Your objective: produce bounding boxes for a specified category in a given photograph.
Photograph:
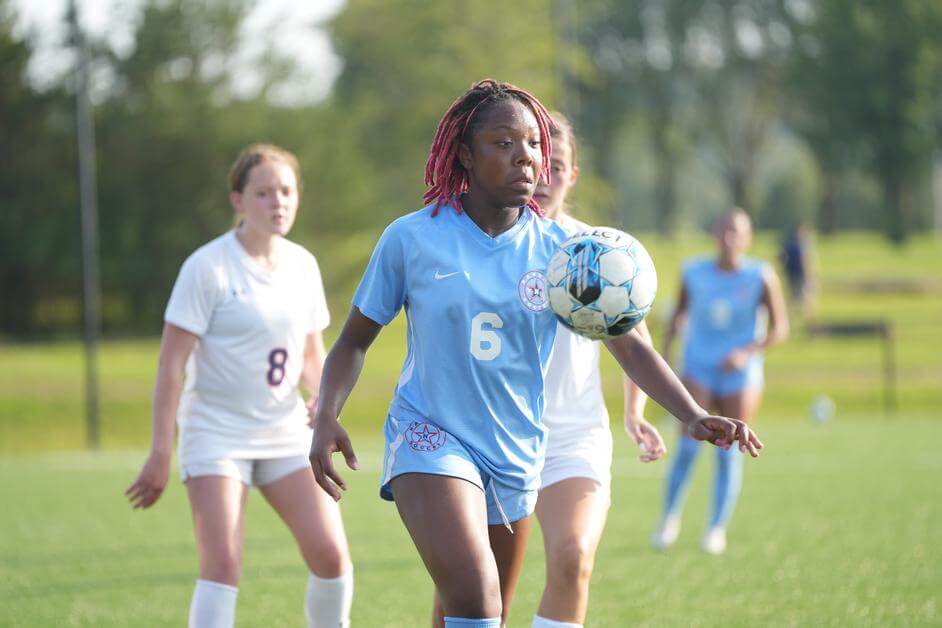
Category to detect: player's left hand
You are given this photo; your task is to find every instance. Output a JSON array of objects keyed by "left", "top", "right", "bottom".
[
  {"left": 687, "top": 415, "right": 763, "bottom": 457},
  {"left": 623, "top": 415, "right": 667, "bottom": 462}
]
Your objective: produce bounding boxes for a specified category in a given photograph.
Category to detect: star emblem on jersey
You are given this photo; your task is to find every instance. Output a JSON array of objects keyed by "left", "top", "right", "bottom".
[
  {"left": 517, "top": 270, "right": 549, "bottom": 312},
  {"left": 405, "top": 421, "right": 447, "bottom": 452}
]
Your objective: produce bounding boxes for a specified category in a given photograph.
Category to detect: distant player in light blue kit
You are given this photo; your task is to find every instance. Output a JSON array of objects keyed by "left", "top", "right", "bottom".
[
  {"left": 308, "top": 80, "right": 763, "bottom": 628},
  {"left": 653, "top": 208, "right": 788, "bottom": 555}
]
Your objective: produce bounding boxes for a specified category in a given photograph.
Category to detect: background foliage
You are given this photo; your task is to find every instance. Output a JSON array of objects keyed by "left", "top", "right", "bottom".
[{"left": 2, "top": 0, "right": 942, "bottom": 337}]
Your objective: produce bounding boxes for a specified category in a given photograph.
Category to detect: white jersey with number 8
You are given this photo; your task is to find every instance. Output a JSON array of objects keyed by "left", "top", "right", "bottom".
[{"left": 165, "top": 230, "right": 330, "bottom": 464}]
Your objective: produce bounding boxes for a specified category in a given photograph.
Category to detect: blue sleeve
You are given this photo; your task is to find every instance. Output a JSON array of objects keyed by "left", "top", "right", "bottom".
[{"left": 352, "top": 221, "right": 407, "bottom": 325}]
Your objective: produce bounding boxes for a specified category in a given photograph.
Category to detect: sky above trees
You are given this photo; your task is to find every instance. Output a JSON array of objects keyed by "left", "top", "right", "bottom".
[{"left": 9, "top": 0, "right": 345, "bottom": 104}]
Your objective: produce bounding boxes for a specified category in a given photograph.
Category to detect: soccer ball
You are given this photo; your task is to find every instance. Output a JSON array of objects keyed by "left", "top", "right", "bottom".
[
  {"left": 809, "top": 394, "right": 836, "bottom": 424},
  {"left": 546, "top": 227, "right": 657, "bottom": 340}
]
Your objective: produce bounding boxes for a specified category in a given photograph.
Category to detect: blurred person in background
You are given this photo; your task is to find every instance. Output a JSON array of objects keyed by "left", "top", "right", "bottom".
[
  {"left": 125, "top": 144, "right": 353, "bottom": 628},
  {"left": 653, "top": 208, "right": 788, "bottom": 555},
  {"left": 779, "top": 222, "right": 816, "bottom": 323}
]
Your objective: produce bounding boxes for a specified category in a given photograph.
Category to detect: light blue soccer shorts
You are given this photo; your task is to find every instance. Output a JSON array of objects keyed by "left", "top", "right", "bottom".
[
  {"left": 683, "top": 356, "right": 764, "bottom": 397},
  {"left": 379, "top": 415, "right": 537, "bottom": 527}
]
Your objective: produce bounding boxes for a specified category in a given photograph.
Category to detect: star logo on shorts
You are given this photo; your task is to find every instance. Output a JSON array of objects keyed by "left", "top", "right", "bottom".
[{"left": 405, "top": 421, "right": 447, "bottom": 452}]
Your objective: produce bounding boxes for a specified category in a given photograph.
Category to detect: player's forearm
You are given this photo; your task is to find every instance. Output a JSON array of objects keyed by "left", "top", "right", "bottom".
[
  {"left": 759, "top": 269, "right": 790, "bottom": 350},
  {"left": 301, "top": 360, "right": 323, "bottom": 398},
  {"left": 315, "top": 343, "right": 367, "bottom": 422},
  {"left": 662, "top": 316, "right": 681, "bottom": 364},
  {"left": 315, "top": 308, "right": 384, "bottom": 422},
  {"left": 744, "top": 318, "right": 789, "bottom": 353},
  {"left": 624, "top": 322, "right": 652, "bottom": 418},
  {"left": 750, "top": 333, "right": 784, "bottom": 353},
  {"left": 628, "top": 353, "right": 704, "bottom": 424},
  {"left": 607, "top": 335, "right": 705, "bottom": 425},
  {"left": 622, "top": 373, "right": 648, "bottom": 419},
  {"left": 301, "top": 331, "right": 328, "bottom": 399},
  {"left": 764, "top": 314, "right": 790, "bottom": 348},
  {"left": 150, "top": 368, "right": 183, "bottom": 456}
]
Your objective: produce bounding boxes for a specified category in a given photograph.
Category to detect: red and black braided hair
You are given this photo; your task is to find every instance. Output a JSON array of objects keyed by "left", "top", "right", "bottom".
[{"left": 423, "top": 79, "right": 555, "bottom": 217}]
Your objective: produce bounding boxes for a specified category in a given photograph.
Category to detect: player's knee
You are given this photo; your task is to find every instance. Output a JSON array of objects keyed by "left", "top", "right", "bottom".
[
  {"left": 548, "top": 537, "right": 595, "bottom": 585},
  {"left": 445, "top": 591, "right": 502, "bottom": 619},
  {"left": 438, "top": 568, "right": 501, "bottom": 618},
  {"left": 304, "top": 542, "right": 349, "bottom": 578}
]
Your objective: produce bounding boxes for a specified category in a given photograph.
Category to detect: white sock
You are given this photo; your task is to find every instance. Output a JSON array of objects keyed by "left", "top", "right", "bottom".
[
  {"left": 443, "top": 618, "right": 502, "bottom": 627},
  {"left": 532, "top": 615, "right": 583, "bottom": 628},
  {"left": 188, "top": 579, "right": 238, "bottom": 628},
  {"left": 305, "top": 569, "right": 353, "bottom": 628}
]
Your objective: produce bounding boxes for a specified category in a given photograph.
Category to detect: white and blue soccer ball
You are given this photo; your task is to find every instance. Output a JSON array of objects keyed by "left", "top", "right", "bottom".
[{"left": 546, "top": 227, "right": 657, "bottom": 340}]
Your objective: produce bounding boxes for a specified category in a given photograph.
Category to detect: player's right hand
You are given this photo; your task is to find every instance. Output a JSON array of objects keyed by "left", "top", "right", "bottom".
[
  {"left": 687, "top": 415, "right": 763, "bottom": 457},
  {"left": 721, "top": 345, "right": 755, "bottom": 371},
  {"left": 309, "top": 417, "right": 359, "bottom": 501},
  {"left": 125, "top": 451, "right": 171, "bottom": 509}
]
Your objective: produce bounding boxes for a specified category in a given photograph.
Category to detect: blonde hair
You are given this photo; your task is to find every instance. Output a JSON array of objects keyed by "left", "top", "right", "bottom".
[{"left": 228, "top": 143, "right": 302, "bottom": 194}]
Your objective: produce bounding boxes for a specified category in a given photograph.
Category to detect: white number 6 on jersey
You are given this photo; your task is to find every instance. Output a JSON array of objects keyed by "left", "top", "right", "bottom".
[{"left": 470, "top": 312, "right": 503, "bottom": 361}]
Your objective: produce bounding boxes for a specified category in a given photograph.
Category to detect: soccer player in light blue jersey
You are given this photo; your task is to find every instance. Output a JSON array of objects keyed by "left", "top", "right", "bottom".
[
  {"left": 308, "top": 80, "right": 763, "bottom": 628},
  {"left": 653, "top": 209, "right": 789, "bottom": 556}
]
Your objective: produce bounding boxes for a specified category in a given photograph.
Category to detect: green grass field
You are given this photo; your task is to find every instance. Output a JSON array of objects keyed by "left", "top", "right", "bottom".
[
  {"left": 1, "top": 232, "right": 940, "bottom": 625},
  {"left": 1, "top": 421, "right": 940, "bottom": 626}
]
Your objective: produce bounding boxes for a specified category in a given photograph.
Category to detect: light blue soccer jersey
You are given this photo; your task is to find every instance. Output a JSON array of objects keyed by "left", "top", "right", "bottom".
[
  {"left": 353, "top": 202, "right": 569, "bottom": 492},
  {"left": 682, "top": 257, "right": 768, "bottom": 371}
]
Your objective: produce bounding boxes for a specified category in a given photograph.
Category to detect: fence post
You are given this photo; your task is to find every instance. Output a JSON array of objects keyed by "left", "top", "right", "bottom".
[{"left": 70, "top": 0, "right": 102, "bottom": 449}]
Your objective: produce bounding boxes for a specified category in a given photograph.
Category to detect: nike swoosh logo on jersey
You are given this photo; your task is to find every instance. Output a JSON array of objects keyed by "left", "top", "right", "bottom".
[{"left": 434, "top": 270, "right": 461, "bottom": 280}]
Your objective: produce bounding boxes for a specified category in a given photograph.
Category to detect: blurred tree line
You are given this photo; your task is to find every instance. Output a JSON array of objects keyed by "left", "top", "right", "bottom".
[{"left": 2, "top": 0, "right": 941, "bottom": 337}]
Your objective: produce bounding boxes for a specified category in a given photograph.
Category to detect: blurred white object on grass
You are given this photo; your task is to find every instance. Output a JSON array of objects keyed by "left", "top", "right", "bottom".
[{"left": 809, "top": 394, "right": 836, "bottom": 424}]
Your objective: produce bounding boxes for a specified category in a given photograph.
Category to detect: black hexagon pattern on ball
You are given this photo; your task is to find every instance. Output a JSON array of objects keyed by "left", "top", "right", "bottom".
[{"left": 566, "top": 241, "right": 604, "bottom": 306}]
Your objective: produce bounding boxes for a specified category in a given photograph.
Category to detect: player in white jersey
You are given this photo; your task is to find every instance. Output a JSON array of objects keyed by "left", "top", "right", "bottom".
[
  {"left": 530, "top": 113, "right": 668, "bottom": 627},
  {"left": 307, "top": 80, "right": 763, "bottom": 628},
  {"left": 125, "top": 144, "right": 353, "bottom": 628}
]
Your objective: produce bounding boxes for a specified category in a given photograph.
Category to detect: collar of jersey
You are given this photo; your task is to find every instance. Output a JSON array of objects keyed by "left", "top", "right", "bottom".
[
  {"left": 227, "top": 230, "right": 278, "bottom": 283},
  {"left": 454, "top": 204, "right": 532, "bottom": 249},
  {"left": 709, "top": 256, "right": 754, "bottom": 277}
]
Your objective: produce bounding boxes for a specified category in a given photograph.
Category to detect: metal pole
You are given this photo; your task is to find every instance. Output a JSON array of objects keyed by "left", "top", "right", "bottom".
[
  {"left": 883, "top": 322, "right": 897, "bottom": 416},
  {"left": 933, "top": 150, "right": 942, "bottom": 238},
  {"left": 70, "top": 0, "right": 102, "bottom": 449}
]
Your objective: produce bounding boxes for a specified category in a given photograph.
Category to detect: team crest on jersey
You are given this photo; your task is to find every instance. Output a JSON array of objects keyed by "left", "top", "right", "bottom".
[
  {"left": 405, "top": 421, "right": 447, "bottom": 452},
  {"left": 518, "top": 270, "right": 549, "bottom": 312}
]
